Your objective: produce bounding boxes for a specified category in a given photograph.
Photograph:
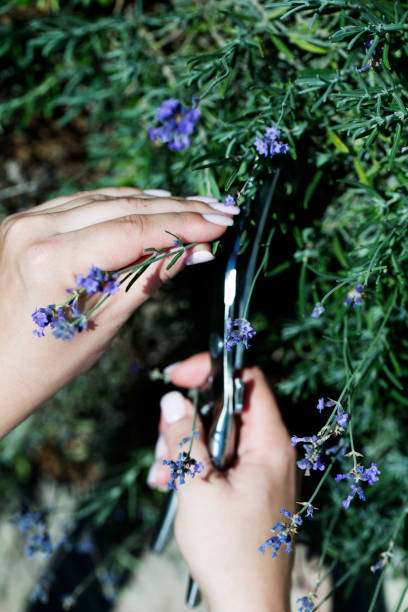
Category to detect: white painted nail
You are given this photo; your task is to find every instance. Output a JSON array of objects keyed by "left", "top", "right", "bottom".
[
  {"left": 163, "top": 362, "right": 181, "bottom": 376},
  {"left": 160, "top": 391, "right": 187, "bottom": 423},
  {"left": 208, "top": 202, "right": 240, "bottom": 215},
  {"left": 185, "top": 250, "right": 215, "bottom": 266},
  {"left": 147, "top": 462, "right": 159, "bottom": 487},
  {"left": 186, "top": 195, "right": 218, "bottom": 203},
  {"left": 143, "top": 189, "right": 172, "bottom": 197},
  {"left": 155, "top": 435, "right": 167, "bottom": 459},
  {"left": 201, "top": 213, "right": 234, "bottom": 227}
]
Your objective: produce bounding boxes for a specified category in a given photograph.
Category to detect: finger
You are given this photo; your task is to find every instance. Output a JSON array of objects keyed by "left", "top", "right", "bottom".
[
  {"left": 237, "top": 367, "right": 293, "bottom": 463},
  {"left": 58, "top": 210, "right": 233, "bottom": 271},
  {"left": 45, "top": 196, "right": 239, "bottom": 233},
  {"left": 42, "top": 194, "right": 239, "bottom": 218},
  {"left": 159, "top": 391, "right": 212, "bottom": 490},
  {"left": 146, "top": 434, "right": 170, "bottom": 490},
  {"left": 164, "top": 352, "right": 212, "bottom": 388},
  {"left": 32, "top": 193, "right": 184, "bottom": 216},
  {"left": 27, "top": 186, "right": 144, "bottom": 212}
]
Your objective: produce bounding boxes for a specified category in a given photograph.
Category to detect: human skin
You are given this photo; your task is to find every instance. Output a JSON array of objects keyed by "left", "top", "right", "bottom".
[
  {"left": 148, "top": 353, "right": 297, "bottom": 612},
  {"left": 0, "top": 188, "right": 237, "bottom": 438}
]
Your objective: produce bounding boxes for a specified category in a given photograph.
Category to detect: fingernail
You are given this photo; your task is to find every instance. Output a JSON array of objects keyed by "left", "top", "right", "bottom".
[
  {"left": 143, "top": 189, "right": 172, "bottom": 197},
  {"left": 155, "top": 435, "right": 167, "bottom": 459},
  {"left": 160, "top": 391, "right": 187, "bottom": 423},
  {"left": 163, "top": 362, "right": 181, "bottom": 376},
  {"left": 208, "top": 202, "right": 240, "bottom": 215},
  {"left": 185, "top": 250, "right": 215, "bottom": 266},
  {"left": 186, "top": 195, "right": 218, "bottom": 203},
  {"left": 147, "top": 462, "right": 159, "bottom": 487},
  {"left": 201, "top": 213, "right": 234, "bottom": 227}
]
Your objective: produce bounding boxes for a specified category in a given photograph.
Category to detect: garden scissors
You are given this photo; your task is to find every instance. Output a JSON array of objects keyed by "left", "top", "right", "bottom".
[{"left": 152, "top": 171, "right": 280, "bottom": 607}]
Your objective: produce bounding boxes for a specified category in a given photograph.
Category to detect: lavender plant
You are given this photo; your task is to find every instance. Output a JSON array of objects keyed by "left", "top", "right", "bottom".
[{"left": 2, "top": 0, "right": 408, "bottom": 609}]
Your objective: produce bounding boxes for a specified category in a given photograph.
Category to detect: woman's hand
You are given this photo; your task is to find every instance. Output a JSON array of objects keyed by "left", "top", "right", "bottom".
[
  {"left": 148, "top": 353, "right": 297, "bottom": 612},
  {"left": 0, "top": 188, "right": 237, "bottom": 437}
]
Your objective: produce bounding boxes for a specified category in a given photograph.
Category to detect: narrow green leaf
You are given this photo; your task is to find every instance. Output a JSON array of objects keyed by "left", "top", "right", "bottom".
[
  {"left": 304, "top": 169, "right": 323, "bottom": 209},
  {"left": 270, "top": 34, "right": 295, "bottom": 60},
  {"left": 388, "top": 122, "right": 402, "bottom": 170},
  {"left": 166, "top": 251, "right": 183, "bottom": 270},
  {"left": 288, "top": 33, "right": 328, "bottom": 54}
]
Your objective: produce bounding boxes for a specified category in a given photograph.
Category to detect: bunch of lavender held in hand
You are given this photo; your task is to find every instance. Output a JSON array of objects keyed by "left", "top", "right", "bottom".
[{"left": 32, "top": 232, "right": 197, "bottom": 341}]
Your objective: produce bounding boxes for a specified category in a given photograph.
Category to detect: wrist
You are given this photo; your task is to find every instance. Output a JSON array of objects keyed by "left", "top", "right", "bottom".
[
  {"left": 205, "top": 574, "right": 290, "bottom": 612},
  {"left": 209, "top": 595, "right": 288, "bottom": 612}
]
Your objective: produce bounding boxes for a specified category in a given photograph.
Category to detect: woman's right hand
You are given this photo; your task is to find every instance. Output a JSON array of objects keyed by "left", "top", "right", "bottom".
[{"left": 148, "top": 353, "right": 297, "bottom": 612}]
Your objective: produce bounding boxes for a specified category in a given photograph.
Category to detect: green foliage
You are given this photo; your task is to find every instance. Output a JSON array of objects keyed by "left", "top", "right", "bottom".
[{"left": 2, "top": 0, "right": 408, "bottom": 607}]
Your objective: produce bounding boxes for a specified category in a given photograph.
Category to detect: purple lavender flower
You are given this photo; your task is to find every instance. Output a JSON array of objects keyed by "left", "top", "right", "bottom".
[
  {"left": 317, "top": 397, "right": 325, "bottom": 413},
  {"left": 344, "top": 283, "right": 364, "bottom": 307},
  {"left": 51, "top": 308, "right": 75, "bottom": 342},
  {"left": 25, "top": 532, "right": 52, "bottom": 559},
  {"left": 292, "top": 434, "right": 326, "bottom": 475},
  {"left": 259, "top": 508, "right": 302, "bottom": 557},
  {"left": 344, "top": 283, "right": 364, "bottom": 306},
  {"left": 224, "top": 195, "right": 236, "bottom": 206},
  {"left": 305, "top": 505, "right": 314, "bottom": 518},
  {"left": 225, "top": 317, "right": 256, "bottom": 351},
  {"left": 362, "top": 39, "right": 374, "bottom": 52},
  {"left": 76, "top": 265, "right": 119, "bottom": 296},
  {"left": 342, "top": 483, "right": 366, "bottom": 509},
  {"left": 357, "top": 39, "right": 377, "bottom": 73},
  {"left": 316, "top": 397, "right": 335, "bottom": 413},
  {"left": 149, "top": 98, "right": 200, "bottom": 151},
  {"left": 335, "top": 462, "right": 381, "bottom": 508},
  {"left": 297, "top": 596, "right": 315, "bottom": 611},
  {"left": 311, "top": 302, "right": 325, "bottom": 319},
  {"left": 254, "top": 136, "right": 269, "bottom": 156},
  {"left": 163, "top": 452, "right": 204, "bottom": 490},
  {"left": 370, "top": 550, "right": 392, "bottom": 573},
  {"left": 291, "top": 435, "right": 317, "bottom": 447},
  {"left": 336, "top": 406, "right": 349, "bottom": 428},
  {"left": 12, "top": 508, "right": 53, "bottom": 559},
  {"left": 29, "top": 573, "right": 55, "bottom": 604},
  {"left": 32, "top": 305, "right": 56, "bottom": 337},
  {"left": 297, "top": 453, "right": 325, "bottom": 473},
  {"left": 155, "top": 98, "right": 180, "bottom": 121},
  {"left": 254, "top": 126, "right": 289, "bottom": 159},
  {"left": 265, "top": 126, "right": 280, "bottom": 140}
]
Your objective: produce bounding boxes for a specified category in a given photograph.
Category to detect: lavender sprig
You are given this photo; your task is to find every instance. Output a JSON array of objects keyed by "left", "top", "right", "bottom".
[{"left": 32, "top": 233, "right": 197, "bottom": 341}]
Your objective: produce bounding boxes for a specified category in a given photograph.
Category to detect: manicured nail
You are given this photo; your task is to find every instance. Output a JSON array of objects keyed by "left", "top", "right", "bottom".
[
  {"left": 143, "top": 189, "right": 172, "bottom": 197},
  {"left": 155, "top": 435, "right": 167, "bottom": 459},
  {"left": 208, "top": 202, "right": 240, "bottom": 215},
  {"left": 163, "top": 362, "right": 181, "bottom": 376},
  {"left": 201, "top": 213, "right": 234, "bottom": 227},
  {"left": 147, "top": 462, "right": 159, "bottom": 487},
  {"left": 186, "top": 195, "right": 218, "bottom": 203},
  {"left": 185, "top": 250, "right": 215, "bottom": 266},
  {"left": 160, "top": 391, "right": 186, "bottom": 423}
]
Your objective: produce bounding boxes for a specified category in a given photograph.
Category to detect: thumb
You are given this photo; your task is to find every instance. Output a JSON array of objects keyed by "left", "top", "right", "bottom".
[{"left": 160, "top": 391, "right": 212, "bottom": 492}]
